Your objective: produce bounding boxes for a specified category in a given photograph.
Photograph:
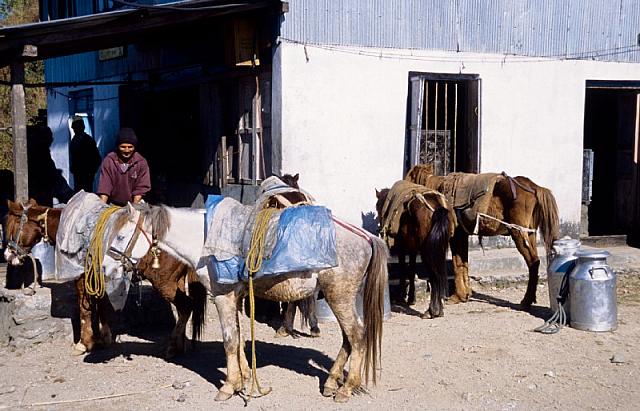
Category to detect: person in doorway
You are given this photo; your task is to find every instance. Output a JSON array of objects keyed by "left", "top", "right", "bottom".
[
  {"left": 26, "top": 125, "right": 58, "bottom": 207},
  {"left": 69, "top": 117, "right": 101, "bottom": 193},
  {"left": 96, "top": 128, "right": 151, "bottom": 206}
]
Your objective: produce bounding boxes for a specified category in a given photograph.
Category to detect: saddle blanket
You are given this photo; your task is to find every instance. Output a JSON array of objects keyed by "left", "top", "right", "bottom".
[
  {"left": 54, "top": 191, "right": 132, "bottom": 311},
  {"left": 202, "top": 194, "right": 338, "bottom": 284}
]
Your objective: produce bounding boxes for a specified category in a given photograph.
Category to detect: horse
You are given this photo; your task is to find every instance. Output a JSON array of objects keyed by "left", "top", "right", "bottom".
[
  {"left": 110, "top": 177, "right": 389, "bottom": 403},
  {"left": 405, "top": 165, "right": 560, "bottom": 310},
  {"left": 375, "top": 181, "right": 455, "bottom": 318},
  {"left": 4, "top": 200, "right": 206, "bottom": 357}
]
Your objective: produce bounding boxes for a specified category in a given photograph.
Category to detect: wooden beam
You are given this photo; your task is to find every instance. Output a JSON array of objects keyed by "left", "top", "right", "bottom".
[{"left": 11, "top": 62, "right": 28, "bottom": 203}]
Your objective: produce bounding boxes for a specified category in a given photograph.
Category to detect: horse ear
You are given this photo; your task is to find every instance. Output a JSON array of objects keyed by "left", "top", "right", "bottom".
[
  {"left": 293, "top": 173, "right": 299, "bottom": 183},
  {"left": 8, "top": 200, "right": 20, "bottom": 212},
  {"left": 375, "top": 189, "right": 380, "bottom": 198},
  {"left": 127, "top": 202, "right": 137, "bottom": 218}
]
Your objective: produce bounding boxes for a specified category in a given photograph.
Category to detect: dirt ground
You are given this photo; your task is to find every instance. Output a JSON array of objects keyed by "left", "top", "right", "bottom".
[{"left": 0, "top": 274, "right": 639, "bottom": 411}]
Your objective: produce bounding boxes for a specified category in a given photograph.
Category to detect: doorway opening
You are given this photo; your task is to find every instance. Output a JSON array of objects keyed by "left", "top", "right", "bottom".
[
  {"left": 405, "top": 73, "right": 480, "bottom": 176},
  {"left": 583, "top": 81, "right": 640, "bottom": 245}
]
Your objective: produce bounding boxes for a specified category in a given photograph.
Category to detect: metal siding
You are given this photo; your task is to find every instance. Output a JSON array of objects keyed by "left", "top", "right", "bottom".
[{"left": 282, "top": 0, "right": 640, "bottom": 63}]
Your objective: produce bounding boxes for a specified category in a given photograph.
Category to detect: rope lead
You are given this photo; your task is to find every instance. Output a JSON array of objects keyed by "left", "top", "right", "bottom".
[{"left": 243, "top": 207, "right": 274, "bottom": 399}]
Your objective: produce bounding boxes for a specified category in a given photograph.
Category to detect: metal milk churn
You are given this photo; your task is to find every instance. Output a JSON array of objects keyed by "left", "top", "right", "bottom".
[
  {"left": 547, "top": 238, "right": 581, "bottom": 313},
  {"left": 569, "top": 249, "right": 617, "bottom": 332}
]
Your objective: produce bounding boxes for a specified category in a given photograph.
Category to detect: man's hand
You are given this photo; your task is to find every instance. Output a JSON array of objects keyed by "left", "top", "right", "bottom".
[
  {"left": 99, "top": 194, "right": 108, "bottom": 203},
  {"left": 133, "top": 195, "right": 142, "bottom": 204}
]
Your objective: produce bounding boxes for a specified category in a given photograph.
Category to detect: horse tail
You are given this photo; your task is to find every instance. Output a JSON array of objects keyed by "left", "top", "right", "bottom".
[
  {"left": 362, "top": 236, "right": 389, "bottom": 385},
  {"left": 187, "top": 269, "right": 207, "bottom": 342},
  {"left": 533, "top": 186, "right": 560, "bottom": 257},
  {"left": 425, "top": 206, "right": 450, "bottom": 301}
]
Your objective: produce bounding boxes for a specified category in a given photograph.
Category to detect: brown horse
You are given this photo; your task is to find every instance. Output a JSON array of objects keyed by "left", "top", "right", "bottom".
[
  {"left": 4, "top": 200, "right": 206, "bottom": 357},
  {"left": 375, "top": 181, "right": 455, "bottom": 318},
  {"left": 405, "top": 165, "right": 560, "bottom": 310}
]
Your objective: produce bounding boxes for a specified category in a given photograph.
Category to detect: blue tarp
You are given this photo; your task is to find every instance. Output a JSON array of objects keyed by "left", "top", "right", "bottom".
[{"left": 204, "top": 195, "right": 337, "bottom": 284}]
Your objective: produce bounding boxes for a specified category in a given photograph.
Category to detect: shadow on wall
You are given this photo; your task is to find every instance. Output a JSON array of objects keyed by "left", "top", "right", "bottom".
[{"left": 361, "top": 211, "right": 378, "bottom": 234}]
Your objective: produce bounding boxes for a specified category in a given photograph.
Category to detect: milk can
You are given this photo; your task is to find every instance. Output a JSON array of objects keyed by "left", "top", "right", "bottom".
[
  {"left": 569, "top": 249, "right": 617, "bottom": 332},
  {"left": 547, "top": 238, "right": 581, "bottom": 313}
]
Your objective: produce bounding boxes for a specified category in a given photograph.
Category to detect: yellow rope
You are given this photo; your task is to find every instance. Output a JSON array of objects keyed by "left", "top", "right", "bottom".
[
  {"left": 84, "top": 206, "right": 121, "bottom": 298},
  {"left": 244, "top": 207, "right": 275, "bottom": 399}
]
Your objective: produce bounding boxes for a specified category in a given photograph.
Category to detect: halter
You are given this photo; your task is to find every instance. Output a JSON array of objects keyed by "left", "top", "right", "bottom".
[
  {"left": 7, "top": 203, "right": 32, "bottom": 260},
  {"left": 106, "top": 210, "right": 162, "bottom": 274}
]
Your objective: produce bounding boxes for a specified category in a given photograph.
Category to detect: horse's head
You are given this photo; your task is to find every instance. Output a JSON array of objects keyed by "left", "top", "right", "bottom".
[
  {"left": 262, "top": 173, "right": 310, "bottom": 209},
  {"left": 4, "top": 199, "right": 55, "bottom": 265},
  {"left": 106, "top": 203, "right": 170, "bottom": 272},
  {"left": 280, "top": 173, "right": 300, "bottom": 189},
  {"left": 374, "top": 188, "right": 389, "bottom": 221}
]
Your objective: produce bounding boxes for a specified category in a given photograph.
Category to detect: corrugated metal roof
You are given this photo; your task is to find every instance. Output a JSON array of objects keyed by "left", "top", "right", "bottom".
[{"left": 281, "top": 0, "right": 640, "bottom": 63}]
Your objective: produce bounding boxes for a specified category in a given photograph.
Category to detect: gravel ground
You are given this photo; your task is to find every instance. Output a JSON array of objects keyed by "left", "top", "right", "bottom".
[{"left": 0, "top": 274, "right": 639, "bottom": 411}]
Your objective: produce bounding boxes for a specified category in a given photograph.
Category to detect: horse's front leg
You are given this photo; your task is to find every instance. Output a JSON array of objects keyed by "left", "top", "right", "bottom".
[
  {"left": 213, "top": 288, "right": 247, "bottom": 401},
  {"left": 512, "top": 230, "right": 540, "bottom": 311},
  {"left": 73, "top": 275, "right": 95, "bottom": 354},
  {"left": 275, "top": 302, "right": 295, "bottom": 337},
  {"left": 449, "top": 228, "right": 471, "bottom": 303}
]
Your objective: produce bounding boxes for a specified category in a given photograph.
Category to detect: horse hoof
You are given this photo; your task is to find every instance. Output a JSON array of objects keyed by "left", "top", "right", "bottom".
[
  {"left": 214, "top": 390, "right": 234, "bottom": 402},
  {"left": 310, "top": 328, "right": 321, "bottom": 338},
  {"left": 275, "top": 327, "right": 290, "bottom": 338},
  {"left": 520, "top": 300, "right": 533, "bottom": 311},
  {"left": 420, "top": 311, "right": 433, "bottom": 319},
  {"left": 72, "top": 342, "right": 87, "bottom": 356},
  {"left": 322, "top": 385, "right": 338, "bottom": 397},
  {"left": 333, "top": 390, "right": 351, "bottom": 403}
]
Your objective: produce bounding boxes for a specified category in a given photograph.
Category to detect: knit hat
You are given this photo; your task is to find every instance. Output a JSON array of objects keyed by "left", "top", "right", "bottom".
[{"left": 116, "top": 128, "right": 138, "bottom": 146}]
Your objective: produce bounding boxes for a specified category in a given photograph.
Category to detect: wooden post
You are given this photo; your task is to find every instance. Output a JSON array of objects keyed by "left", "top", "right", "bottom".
[{"left": 11, "top": 62, "right": 28, "bottom": 203}]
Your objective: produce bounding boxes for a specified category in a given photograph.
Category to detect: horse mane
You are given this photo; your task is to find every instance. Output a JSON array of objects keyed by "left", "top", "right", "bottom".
[{"left": 144, "top": 204, "right": 171, "bottom": 241}]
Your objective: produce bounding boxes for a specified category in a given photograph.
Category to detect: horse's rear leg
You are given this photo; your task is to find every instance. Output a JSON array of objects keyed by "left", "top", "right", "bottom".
[
  {"left": 394, "top": 253, "right": 408, "bottom": 303},
  {"left": 74, "top": 276, "right": 95, "bottom": 354},
  {"left": 321, "top": 285, "right": 363, "bottom": 403},
  {"left": 167, "top": 288, "right": 192, "bottom": 358},
  {"left": 449, "top": 228, "right": 472, "bottom": 303},
  {"left": 308, "top": 297, "right": 321, "bottom": 337},
  {"left": 213, "top": 288, "right": 249, "bottom": 401},
  {"left": 407, "top": 253, "right": 417, "bottom": 306},
  {"left": 512, "top": 230, "right": 540, "bottom": 311}
]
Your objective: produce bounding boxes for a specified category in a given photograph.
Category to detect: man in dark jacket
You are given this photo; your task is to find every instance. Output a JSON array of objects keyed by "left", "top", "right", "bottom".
[
  {"left": 69, "top": 118, "right": 101, "bottom": 193},
  {"left": 96, "top": 128, "right": 151, "bottom": 206}
]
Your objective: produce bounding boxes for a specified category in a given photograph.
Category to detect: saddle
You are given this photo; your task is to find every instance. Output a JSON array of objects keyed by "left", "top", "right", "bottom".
[
  {"left": 379, "top": 180, "right": 447, "bottom": 248},
  {"left": 407, "top": 167, "right": 500, "bottom": 234},
  {"left": 202, "top": 194, "right": 337, "bottom": 284}
]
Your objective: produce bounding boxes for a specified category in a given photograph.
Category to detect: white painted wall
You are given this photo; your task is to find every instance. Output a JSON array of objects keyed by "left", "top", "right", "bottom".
[{"left": 277, "top": 41, "right": 640, "bottom": 230}]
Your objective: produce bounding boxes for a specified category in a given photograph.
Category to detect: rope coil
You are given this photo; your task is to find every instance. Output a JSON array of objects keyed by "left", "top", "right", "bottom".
[{"left": 84, "top": 206, "right": 121, "bottom": 298}]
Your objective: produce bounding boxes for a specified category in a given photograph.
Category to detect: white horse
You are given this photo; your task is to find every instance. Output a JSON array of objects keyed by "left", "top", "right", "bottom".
[{"left": 113, "top": 193, "right": 389, "bottom": 403}]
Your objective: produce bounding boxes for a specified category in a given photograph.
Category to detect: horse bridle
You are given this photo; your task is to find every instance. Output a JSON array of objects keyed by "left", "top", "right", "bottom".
[
  {"left": 106, "top": 212, "right": 161, "bottom": 273},
  {"left": 7, "top": 204, "right": 33, "bottom": 260}
]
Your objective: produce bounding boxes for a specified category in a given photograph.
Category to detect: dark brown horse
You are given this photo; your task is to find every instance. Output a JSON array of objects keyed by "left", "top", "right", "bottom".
[
  {"left": 375, "top": 181, "right": 455, "bottom": 318},
  {"left": 406, "top": 165, "right": 560, "bottom": 310},
  {"left": 4, "top": 200, "right": 206, "bottom": 357}
]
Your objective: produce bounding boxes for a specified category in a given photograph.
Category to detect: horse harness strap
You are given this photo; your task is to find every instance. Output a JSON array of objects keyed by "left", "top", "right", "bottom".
[
  {"left": 333, "top": 216, "right": 372, "bottom": 245},
  {"left": 8, "top": 204, "right": 32, "bottom": 259},
  {"left": 36, "top": 208, "right": 51, "bottom": 244},
  {"left": 501, "top": 171, "right": 535, "bottom": 200}
]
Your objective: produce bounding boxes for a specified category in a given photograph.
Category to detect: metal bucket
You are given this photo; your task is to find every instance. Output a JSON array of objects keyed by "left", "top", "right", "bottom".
[
  {"left": 569, "top": 249, "right": 617, "bottom": 332},
  {"left": 547, "top": 238, "right": 580, "bottom": 314},
  {"left": 315, "top": 282, "right": 391, "bottom": 323}
]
